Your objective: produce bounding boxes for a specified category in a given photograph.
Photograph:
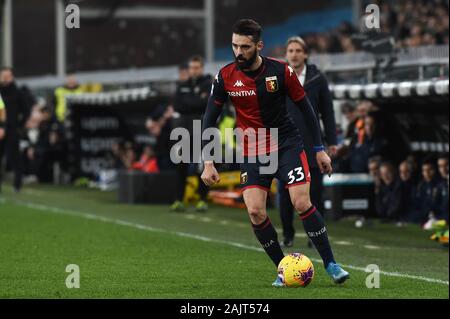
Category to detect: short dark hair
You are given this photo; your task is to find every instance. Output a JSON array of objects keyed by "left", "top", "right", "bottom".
[
  {"left": 422, "top": 157, "right": 436, "bottom": 168},
  {"left": 232, "top": 19, "right": 262, "bottom": 43},
  {"left": 380, "top": 161, "right": 395, "bottom": 171},
  {"left": 438, "top": 153, "right": 449, "bottom": 161},
  {"left": 188, "top": 55, "right": 204, "bottom": 66},
  {"left": 368, "top": 155, "right": 383, "bottom": 166}
]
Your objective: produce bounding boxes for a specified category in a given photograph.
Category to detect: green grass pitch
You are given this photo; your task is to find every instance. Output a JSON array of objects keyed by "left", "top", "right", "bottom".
[{"left": 0, "top": 185, "right": 448, "bottom": 298}]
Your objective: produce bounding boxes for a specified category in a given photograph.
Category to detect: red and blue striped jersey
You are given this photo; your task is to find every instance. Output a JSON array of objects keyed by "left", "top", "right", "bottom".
[{"left": 210, "top": 56, "right": 305, "bottom": 156}]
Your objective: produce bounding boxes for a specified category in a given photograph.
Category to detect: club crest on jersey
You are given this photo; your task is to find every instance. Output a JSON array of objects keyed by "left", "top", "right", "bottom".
[
  {"left": 265, "top": 76, "right": 278, "bottom": 92},
  {"left": 240, "top": 172, "right": 248, "bottom": 184}
]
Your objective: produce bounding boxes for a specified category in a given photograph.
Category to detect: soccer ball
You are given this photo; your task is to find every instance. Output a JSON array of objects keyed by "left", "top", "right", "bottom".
[{"left": 277, "top": 253, "right": 314, "bottom": 287}]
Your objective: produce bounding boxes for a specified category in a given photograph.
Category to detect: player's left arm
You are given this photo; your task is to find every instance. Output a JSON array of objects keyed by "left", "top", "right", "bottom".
[{"left": 284, "top": 64, "right": 332, "bottom": 176}]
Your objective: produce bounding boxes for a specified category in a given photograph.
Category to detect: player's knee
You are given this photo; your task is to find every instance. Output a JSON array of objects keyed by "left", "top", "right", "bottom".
[
  {"left": 247, "top": 206, "right": 266, "bottom": 223},
  {"left": 292, "top": 195, "right": 312, "bottom": 214}
]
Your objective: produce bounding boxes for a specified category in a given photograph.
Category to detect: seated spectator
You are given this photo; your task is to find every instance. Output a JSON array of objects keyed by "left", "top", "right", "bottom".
[
  {"left": 132, "top": 146, "right": 160, "bottom": 174},
  {"left": 111, "top": 141, "right": 136, "bottom": 171},
  {"left": 341, "top": 102, "right": 357, "bottom": 140},
  {"left": 375, "top": 161, "right": 404, "bottom": 222},
  {"left": 348, "top": 112, "right": 388, "bottom": 173},
  {"left": 368, "top": 156, "right": 383, "bottom": 193},
  {"left": 415, "top": 158, "right": 441, "bottom": 225},
  {"left": 398, "top": 160, "right": 419, "bottom": 223},
  {"left": 435, "top": 154, "right": 449, "bottom": 221},
  {"left": 406, "top": 154, "right": 421, "bottom": 184},
  {"left": 145, "top": 105, "right": 174, "bottom": 170},
  {"left": 23, "top": 104, "right": 63, "bottom": 183},
  {"left": 336, "top": 101, "right": 382, "bottom": 172}
]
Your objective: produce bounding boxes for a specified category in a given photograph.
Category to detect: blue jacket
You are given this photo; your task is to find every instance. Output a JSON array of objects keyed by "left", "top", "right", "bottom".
[
  {"left": 435, "top": 178, "right": 449, "bottom": 221},
  {"left": 285, "top": 64, "right": 336, "bottom": 168},
  {"left": 415, "top": 178, "right": 441, "bottom": 223}
]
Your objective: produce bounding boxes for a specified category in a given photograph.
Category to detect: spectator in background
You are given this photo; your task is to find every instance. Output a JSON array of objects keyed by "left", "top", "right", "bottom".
[
  {"left": 23, "top": 98, "right": 67, "bottom": 184},
  {"left": 145, "top": 105, "right": 174, "bottom": 170},
  {"left": 53, "top": 74, "right": 85, "bottom": 123},
  {"left": 399, "top": 160, "right": 419, "bottom": 223},
  {"left": 111, "top": 142, "right": 125, "bottom": 170},
  {"left": 0, "top": 67, "right": 33, "bottom": 193},
  {"left": 336, "top": 100, "right": 380, "bottom": 170},
  {"left": 406, "top": 154, "right": 421, "bottom": 184},
  {"left": 348, "top": 112, "right": 388, "bottom": 173},
  {"left": 122, "top": 142, "right": 136, "bottom": 170},
  {"left": 177, "top": 63, "right": 189, "bottom": 82},
  {"left": 416, "top": 158, "right": 441, "bottom": 225},
  {"left": 375, "top": 161, "right": 404, "bottom": 222},
  {"left": 368, "top": 156, "right": 383, "bottom": 194},
  {"left": 132, "top": 145, "right": 159, "bottom": 174},
  {"left": 268, "top": 0, "right": 449, "bottom": 55},
  {"left": 110, "top": 141, "right": 137, "bottom": 171},
  {"left": 341, "top": 102, "right": 357, "bottom": 140},
  {"left": 436, "top": 154, "right": 449, "bottom": 221},
  {"left": 171, "top": 55, "right": 212, "bottom": 212}
]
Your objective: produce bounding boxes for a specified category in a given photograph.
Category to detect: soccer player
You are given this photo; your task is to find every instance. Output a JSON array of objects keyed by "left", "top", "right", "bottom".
[{"left": 201, "top": 19, "right": 349, "bottom": 286}]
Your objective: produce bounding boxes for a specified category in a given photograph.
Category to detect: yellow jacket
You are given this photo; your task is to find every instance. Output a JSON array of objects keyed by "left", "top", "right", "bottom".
[
  {"left": 54, "top": 86, "right": 85, "bottom": 122},
  {"left": 0, "top": 93, "right": 5, "bottom": 110},
  {"left": 0, "top": 94, "right": 5, "bottom": 122}
]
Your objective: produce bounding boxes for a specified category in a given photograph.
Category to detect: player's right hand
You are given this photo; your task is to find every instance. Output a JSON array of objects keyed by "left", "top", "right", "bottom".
[
  {"left": 0, "top": 128, "right": 5, "bottom": 140},
  {"left": 201, "top": 162, "right": 220, "bottom": 186}
]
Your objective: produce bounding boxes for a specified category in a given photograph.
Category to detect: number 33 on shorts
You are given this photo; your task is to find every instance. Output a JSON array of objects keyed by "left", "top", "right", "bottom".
[{"left": 287, "top": 167, "right": 309, "bottom": 184}]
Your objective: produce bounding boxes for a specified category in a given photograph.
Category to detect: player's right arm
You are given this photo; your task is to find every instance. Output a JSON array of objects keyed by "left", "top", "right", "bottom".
[
  {"left": 0, "top": 94, "right": 6, "bottom": 140},
  {"left": 201, "top": 72, "right": 228, "bottom": 186}
]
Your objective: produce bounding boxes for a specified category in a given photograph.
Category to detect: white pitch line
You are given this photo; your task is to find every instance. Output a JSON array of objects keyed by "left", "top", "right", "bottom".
[
  {"left": 335, "top": 241, "right": 353, "bottom": 246},
  {"left": 364, "top": 245, "right": 381, "bottom": 250},
  {"left": 4, "top": 199, "right": 449, "bottom": 286}
]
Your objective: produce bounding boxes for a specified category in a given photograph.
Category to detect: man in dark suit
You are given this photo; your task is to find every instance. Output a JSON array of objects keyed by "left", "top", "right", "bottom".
[
  {"left": 171, "top": 56, "right": 212, "bottom": 212},
  {"left": 278, "top": 37, "right": 337, "bottom": 247},
  {"left": 0, "top": 67, "right": 32, "bottom": 193}
]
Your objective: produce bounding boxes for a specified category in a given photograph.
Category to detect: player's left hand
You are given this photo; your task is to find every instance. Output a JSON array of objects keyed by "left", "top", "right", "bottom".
[
  {"left": 316, "top": 151, "right": 333, "bottom": 177},
  {"left": 0, "top": 128, "right": 5, "bottom": 140}
]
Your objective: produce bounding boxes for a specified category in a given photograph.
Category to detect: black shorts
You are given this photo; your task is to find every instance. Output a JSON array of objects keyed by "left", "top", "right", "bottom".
[{"left": 239, "top": 143, "right": 311, "bottom": 192}]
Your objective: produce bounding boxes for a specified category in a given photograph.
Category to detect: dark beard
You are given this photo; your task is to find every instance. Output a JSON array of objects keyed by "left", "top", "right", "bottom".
[{"left": 235, "top": 50, "right": 258, "bottom": 70}]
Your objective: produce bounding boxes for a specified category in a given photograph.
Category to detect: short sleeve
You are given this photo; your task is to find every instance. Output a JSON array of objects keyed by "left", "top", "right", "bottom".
[
  {"left": 284, "top": 64, "right": 305, "bottom": 102},
  {"left": 210, "top": 71, "right": 228, "bottom": 105}
]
